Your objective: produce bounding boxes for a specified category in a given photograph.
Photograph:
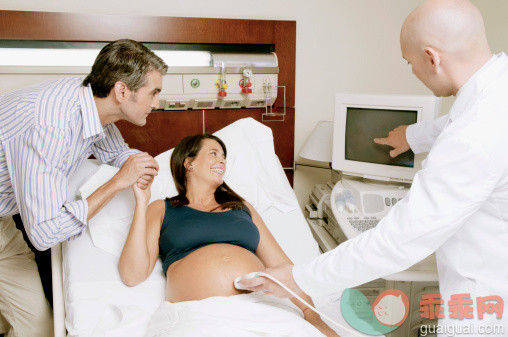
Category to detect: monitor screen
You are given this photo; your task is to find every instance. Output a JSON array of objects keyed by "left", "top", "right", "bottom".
[{"left": 345, "top": 107, "right": 417, "bottom": 168}]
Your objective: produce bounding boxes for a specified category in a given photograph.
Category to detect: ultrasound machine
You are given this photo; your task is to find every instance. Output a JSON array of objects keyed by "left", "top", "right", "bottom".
[{"left": 305, "top": 93, "right": 441, "bottom": 337}]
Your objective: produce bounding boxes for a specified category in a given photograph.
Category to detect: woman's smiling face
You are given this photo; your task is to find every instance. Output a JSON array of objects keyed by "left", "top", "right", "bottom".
[{"left": 186, "top": 138, "right": 227, "bottom": 187}]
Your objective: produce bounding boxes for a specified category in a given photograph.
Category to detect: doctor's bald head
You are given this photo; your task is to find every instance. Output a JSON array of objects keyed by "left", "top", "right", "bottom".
[{"left": 400, "top": 0, "right": 492, "bottom": 97}]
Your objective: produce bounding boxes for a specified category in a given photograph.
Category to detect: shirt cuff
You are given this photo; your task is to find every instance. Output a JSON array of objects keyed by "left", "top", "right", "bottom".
[
  {"left": 406, "top": 123, "right": 426, "bottom": 154},
  {"left": 65, "top": 198, "right": 88, "bottom": 228}
]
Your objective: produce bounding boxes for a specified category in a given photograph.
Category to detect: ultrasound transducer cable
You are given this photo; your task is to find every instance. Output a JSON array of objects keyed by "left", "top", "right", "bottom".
[{"left": 234, "top": 272, "right": 365, "bottom": 336}]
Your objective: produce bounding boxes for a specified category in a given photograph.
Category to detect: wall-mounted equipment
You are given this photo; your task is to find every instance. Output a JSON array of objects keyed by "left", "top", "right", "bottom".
[
  {"left": 0, "top": 47, "right": 279, "bottom": 112},
  {"left": 159, "top": 52, "right": 278, "bottom": 110}
]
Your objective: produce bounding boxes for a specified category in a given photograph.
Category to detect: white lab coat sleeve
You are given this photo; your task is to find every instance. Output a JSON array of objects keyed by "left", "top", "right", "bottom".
[
  {"left": 292, "top": 135, "right": 499, "bottom": 298},
  {"left": 406, "top": 114, "right": 449, "bottom": 154}
]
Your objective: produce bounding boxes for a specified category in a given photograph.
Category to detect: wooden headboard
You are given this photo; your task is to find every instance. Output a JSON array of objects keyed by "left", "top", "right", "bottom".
[{"left": 0, "top": 10, "right": 296, "bottom": 182}]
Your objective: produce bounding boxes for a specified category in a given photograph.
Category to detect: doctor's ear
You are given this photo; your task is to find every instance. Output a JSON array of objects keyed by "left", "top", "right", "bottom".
[{"left": 424, "top": 47, "right": 441, "bottom": 71}]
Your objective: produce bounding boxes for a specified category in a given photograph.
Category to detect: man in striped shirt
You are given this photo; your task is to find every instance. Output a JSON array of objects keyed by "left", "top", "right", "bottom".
[{"left": 0, "top": 39, "right": 167, "bottom": 336}]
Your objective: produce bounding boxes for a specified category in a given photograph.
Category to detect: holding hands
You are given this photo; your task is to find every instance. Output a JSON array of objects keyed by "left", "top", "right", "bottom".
[
  {"left": 113, "top": 152, "right": 159, "bottom": 191},
  {"left": 132, "top": 179, "right": 152, "bottom": 205}
]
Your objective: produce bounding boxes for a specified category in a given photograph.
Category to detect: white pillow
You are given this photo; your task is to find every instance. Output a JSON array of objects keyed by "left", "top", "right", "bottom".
[
  {"left": 66, "top": 159, "right": 100, "bottom": 203},
  {"left": 214, "top": 118, "right": 298, "bottom": 212},
  {"left": 148, "top": 148, "right": 177, "bottom": 202},
  {"left": 77, "top": 165, "right": 133, "bottom": 256}
]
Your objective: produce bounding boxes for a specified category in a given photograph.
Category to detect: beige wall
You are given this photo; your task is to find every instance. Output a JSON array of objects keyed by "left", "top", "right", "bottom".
[{"left": 1, "top": 0, "right": 507, "bottom": 208}]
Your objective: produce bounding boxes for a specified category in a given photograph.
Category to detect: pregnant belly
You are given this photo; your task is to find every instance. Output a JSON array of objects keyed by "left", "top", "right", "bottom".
[{"left": 165, "top": 243, "right": 265, "bottom": 302}]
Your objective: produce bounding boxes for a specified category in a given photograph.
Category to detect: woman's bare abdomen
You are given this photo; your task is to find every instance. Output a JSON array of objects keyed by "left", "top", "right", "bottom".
[{"left": 165, "top": 244, "right": 264, "bottom": 302}]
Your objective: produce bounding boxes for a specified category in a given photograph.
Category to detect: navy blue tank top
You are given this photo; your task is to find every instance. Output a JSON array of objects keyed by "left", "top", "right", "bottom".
[{"left": 159, "top": 200, "right": 260, "bottom": 275}]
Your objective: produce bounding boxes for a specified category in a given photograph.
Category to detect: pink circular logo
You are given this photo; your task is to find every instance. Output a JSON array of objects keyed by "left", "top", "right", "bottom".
[{"left": 372, "top": 289, "right": 410, "bottom": 327}]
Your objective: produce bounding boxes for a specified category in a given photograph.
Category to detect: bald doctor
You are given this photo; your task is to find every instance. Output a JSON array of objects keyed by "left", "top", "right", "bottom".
[{"left": 242, "top": 0, "right": 508, "bottom": 333}]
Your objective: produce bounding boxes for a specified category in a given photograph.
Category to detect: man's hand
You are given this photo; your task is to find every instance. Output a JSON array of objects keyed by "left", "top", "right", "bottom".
[
  {"left": 113, "top": 153, "right": 158, "bottom": 191},
  {"left": 240, "top": 264, "right": 303, "bottom": 298},
  {"left": 136, "top": 173, "right": 156, "bottom": 190},
  {"left": 373, "top": 125, "right": 410, "bottom": 158}
]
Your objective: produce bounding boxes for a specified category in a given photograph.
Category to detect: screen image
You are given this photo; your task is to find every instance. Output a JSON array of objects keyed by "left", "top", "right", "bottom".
[{"left": 345, "top": 107, "right": 418, "bottom": 167}]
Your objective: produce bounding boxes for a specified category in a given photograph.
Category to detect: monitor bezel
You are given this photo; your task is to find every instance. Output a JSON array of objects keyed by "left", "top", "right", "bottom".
[{"left": 332, "top": 93, "right": 440, "bottom": 183}]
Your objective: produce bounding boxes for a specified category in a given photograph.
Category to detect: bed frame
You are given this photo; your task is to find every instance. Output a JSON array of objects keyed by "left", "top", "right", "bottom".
[
  {"left": 51, "top": 244, "right": 65, "bottom": 336},
  {"left": 0, "top": 10, "right": 296, "bottom": 336}
]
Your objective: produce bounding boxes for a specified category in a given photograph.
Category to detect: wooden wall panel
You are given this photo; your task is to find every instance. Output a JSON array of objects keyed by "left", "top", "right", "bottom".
[
  {"left": 116, "top": 110, "right": 203, "bottom": 157},
  {"left": 0, "top": 11, "right": 276, "bottom": 44},
  {"left": 273, "top": 21, "right": 296, "bottom": 108},
  {"left": 285, "top": 170, "right": 294, "bottom": 187}
]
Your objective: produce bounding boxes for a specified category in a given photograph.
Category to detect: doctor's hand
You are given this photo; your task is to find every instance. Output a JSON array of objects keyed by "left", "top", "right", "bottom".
[
  {"left": 240, "top": 264, "right": 304, "bottom": 298},
  {"left": 373, "top": 125, "right": 410, "bottom": 158}
]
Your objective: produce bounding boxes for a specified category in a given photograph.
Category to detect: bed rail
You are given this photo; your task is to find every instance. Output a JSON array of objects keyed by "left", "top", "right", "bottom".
[{"left": 51, "top": 243, "right": 66, "bottom": 337}]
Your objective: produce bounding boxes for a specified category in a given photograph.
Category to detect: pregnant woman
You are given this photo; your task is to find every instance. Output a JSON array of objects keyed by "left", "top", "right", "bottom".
[{"left": 119, "top": 134, "right": 338, "bottom": 337}]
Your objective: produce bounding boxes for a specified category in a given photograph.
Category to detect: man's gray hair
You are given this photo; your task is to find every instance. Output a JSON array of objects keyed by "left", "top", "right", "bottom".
[{"left": 83, "top": 39, "right": 168, "bottom": 98}]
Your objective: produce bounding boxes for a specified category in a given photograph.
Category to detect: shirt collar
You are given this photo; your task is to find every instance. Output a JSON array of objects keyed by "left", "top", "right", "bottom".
[
  {"left": 79, "top": 84, "right": 104, "bottom": 139},
  {"left": 448, "top": 52, "right": 508, "bottom": 122}
]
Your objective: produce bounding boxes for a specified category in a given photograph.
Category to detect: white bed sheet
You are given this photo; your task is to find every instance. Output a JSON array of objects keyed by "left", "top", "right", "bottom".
[{"left": 61, "top": 118, "right": 367, "bottom": 337}]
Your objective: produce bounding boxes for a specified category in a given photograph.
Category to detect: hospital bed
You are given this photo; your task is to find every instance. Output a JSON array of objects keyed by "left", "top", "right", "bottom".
[{"left": 51, "top": 118, "right": 369, "bottom": 337}]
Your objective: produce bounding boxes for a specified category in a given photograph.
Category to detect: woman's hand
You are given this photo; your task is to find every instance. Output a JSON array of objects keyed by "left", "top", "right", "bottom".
[
  {"left": 132, "top": 181, "right": 152, "bottom": 206},
  {"left": 305, "top": 314, "right": 340, "bottom": 337}
]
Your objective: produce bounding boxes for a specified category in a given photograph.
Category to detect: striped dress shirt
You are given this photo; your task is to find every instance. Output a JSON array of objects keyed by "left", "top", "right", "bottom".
[{"left": 0, "top": 77, "right": 139, "bottom": 250}]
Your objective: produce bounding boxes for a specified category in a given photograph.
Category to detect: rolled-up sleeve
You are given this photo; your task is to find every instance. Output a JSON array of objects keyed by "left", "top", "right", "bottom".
[
  {"left": 91, "top": 123, "right": 139, "bottom": 168},
  {"left": 5, "top": 125, "right": 89, "bottom": 251}
]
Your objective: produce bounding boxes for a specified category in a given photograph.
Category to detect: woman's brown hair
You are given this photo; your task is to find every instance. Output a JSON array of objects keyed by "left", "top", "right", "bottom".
[{"left": 168, "top": 134, "right": 246, "bottom": 211}]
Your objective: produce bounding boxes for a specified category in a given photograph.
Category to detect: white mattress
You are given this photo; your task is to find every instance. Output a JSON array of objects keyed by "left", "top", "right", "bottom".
[{"left": 60, "top": 118, "right": 368, "bottom": 337}]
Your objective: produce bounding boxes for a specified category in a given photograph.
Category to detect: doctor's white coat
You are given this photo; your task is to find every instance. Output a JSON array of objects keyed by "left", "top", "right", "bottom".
[{"left": 293, "top": 53, "right": 508, "bottom": 334}]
